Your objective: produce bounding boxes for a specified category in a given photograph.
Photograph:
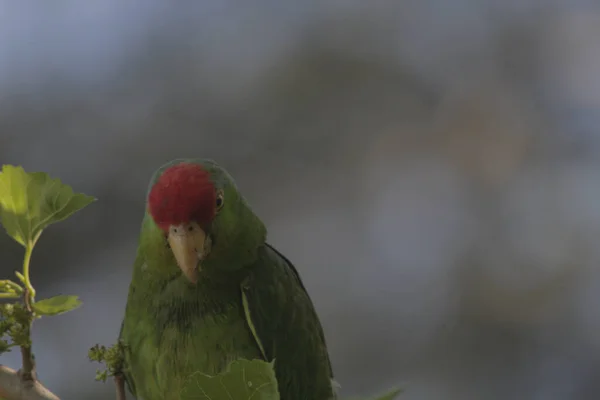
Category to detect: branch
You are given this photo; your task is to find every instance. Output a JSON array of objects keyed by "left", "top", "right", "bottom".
[
  {"left": 0, "top": 289, "right": 60, "bottom": 399},
  {"left": 19, "top": 346, "right": 35, "bottom": 382},
  {"left": 114, "top": 374, "right": 126, "bottom": 400},
  {"left": 0, "top": 365, "right": 59, "bottom": 400},
  {"left": 20, "top": 287, "right": 35, "bottom": 381}
]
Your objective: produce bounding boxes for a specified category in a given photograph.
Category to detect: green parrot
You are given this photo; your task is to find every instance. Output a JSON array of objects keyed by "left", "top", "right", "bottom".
[{"left": 119, "top": 158, "right": 337, "bottom": 400}]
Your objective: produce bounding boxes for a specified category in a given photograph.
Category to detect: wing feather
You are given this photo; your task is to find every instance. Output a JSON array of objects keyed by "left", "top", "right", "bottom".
[{"left": 240, "top": 243, "right": 335, "bottom": 399}]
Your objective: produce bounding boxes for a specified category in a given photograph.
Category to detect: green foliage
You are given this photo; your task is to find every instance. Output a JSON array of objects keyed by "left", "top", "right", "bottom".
[
  {"left": 0, "top": 279, "right": 23, "bottom": 299},
  {"left": 33, "top": 294, "right": 82, "bottom": 316},
  {"left": 0, "top": 164, "right": 94, "bottom": 377},
  {"left": 180, "top": 359, "right": 279, "bottom": 400},
  {"left": 89, "top": 340, "right": 403, "bottom": 400},
  {"left": 175, "top": 358, "right": 402, "bottom": 400},
  {"left": 88, "top": 341, "right": 127, "bottom": 383},
  {"left": 0, "top": 164, "right": 96, "bottom": 247},
  {"left": 363, "top": 388, "right": 403, "bottom": 400},
  {"left": 0, "top": 302, "right": 32, "bottom": 355}
]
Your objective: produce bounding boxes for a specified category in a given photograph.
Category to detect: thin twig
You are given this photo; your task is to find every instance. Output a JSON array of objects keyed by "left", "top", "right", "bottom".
[
  {"left": 0, "top": 365, "right": 59, "bottom": 400},
  {"left": 114, "top": 374, "right": 126, "bottom": 400}
]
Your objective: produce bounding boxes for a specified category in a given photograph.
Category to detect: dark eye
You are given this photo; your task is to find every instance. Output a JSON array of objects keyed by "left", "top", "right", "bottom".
[{"left": 216, "top": 192, "right": 224, "bottom": 210}]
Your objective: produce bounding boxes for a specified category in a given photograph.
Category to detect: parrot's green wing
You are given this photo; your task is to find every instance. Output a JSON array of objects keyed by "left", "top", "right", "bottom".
[
  {"left": 118, "top": 251, "right": 145, "bottom": 398},
  {"left": 241, "top": 243, "right": 336, "bottom": 400},
  {"left": 118, "top": 319, "right": 137, "bottom": 397}
]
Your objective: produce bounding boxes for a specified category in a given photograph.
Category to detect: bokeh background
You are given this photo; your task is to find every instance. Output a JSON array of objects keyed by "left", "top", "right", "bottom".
[{"left": 1, "top": 2, "right": 600, "bottom": 399}]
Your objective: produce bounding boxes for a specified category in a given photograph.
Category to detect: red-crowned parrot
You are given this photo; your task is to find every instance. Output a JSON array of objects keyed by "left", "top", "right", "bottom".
[{"left": 119, "top": 158, "right": 337, "bottom": 399}]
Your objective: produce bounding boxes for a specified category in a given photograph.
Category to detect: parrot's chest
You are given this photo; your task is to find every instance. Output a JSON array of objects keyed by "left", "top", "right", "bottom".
[{"left": 124, "top": 280, "right": 261, "bottom": 399}]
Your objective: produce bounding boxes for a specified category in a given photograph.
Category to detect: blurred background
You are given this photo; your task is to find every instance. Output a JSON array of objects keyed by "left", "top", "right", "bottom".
[{"left": 1, "top": 2, "right": 600, "bottom": 399}]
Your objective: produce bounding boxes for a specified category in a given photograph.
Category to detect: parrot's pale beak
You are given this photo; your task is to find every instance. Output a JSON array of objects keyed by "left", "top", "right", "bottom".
[{"left": 167, "top": 222, "right": 207, "bottom": 284}]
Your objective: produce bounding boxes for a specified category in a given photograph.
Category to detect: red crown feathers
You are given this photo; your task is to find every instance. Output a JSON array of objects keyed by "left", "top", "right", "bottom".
[{"left": 148, "top": 163, "right": 217, "bottom": 231}]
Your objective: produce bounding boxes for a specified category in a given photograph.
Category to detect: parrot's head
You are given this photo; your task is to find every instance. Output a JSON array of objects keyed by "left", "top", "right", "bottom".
[{"left": 146, "top": 159, "right": 266, "bottom": 284}]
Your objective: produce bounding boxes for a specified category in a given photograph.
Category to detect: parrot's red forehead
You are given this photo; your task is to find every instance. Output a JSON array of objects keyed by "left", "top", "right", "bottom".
[{"left": 148, "top": 163, "right": 216, "bottom": 231}]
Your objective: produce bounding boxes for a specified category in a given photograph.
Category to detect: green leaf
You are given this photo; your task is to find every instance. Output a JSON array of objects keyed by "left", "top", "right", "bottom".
[
  {"left": 0, "top": 165, "right": 96, "bottom": 246},
  {"left": 347, "top": 387, "right": 403, "bottom": 400},
  {"left": 181, "top": 359, "right": 279, "bottom": 400},
  {"left": 33, "top": 295, "right": 82, "bottom": 316},
  {"left": 369, "top": 388, "right": 403, "bottom": 400},
  {"left": 0, "top": 339, "right": 11, "bottom": 355}
]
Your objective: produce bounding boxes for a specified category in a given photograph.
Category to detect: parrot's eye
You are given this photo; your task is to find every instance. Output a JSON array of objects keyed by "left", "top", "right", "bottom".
[{"left": 216, "top": 191, "right": 224, "bottom": 211}]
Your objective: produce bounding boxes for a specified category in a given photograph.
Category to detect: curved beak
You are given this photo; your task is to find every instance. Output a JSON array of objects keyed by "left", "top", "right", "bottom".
[{"left": 167, "top": 222, "right": 208, "bottom": 284}]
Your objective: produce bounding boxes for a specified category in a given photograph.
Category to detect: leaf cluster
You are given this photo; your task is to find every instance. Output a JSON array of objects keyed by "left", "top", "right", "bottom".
[
  {"left": 0, "top": 302, "right": 31, "bottom": 354},
  {"left": 88, "top": 341, "right": 127, "bottom": 383},
  {"left": 0, "top": 164, "right": 94, "bottom": 391}
]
